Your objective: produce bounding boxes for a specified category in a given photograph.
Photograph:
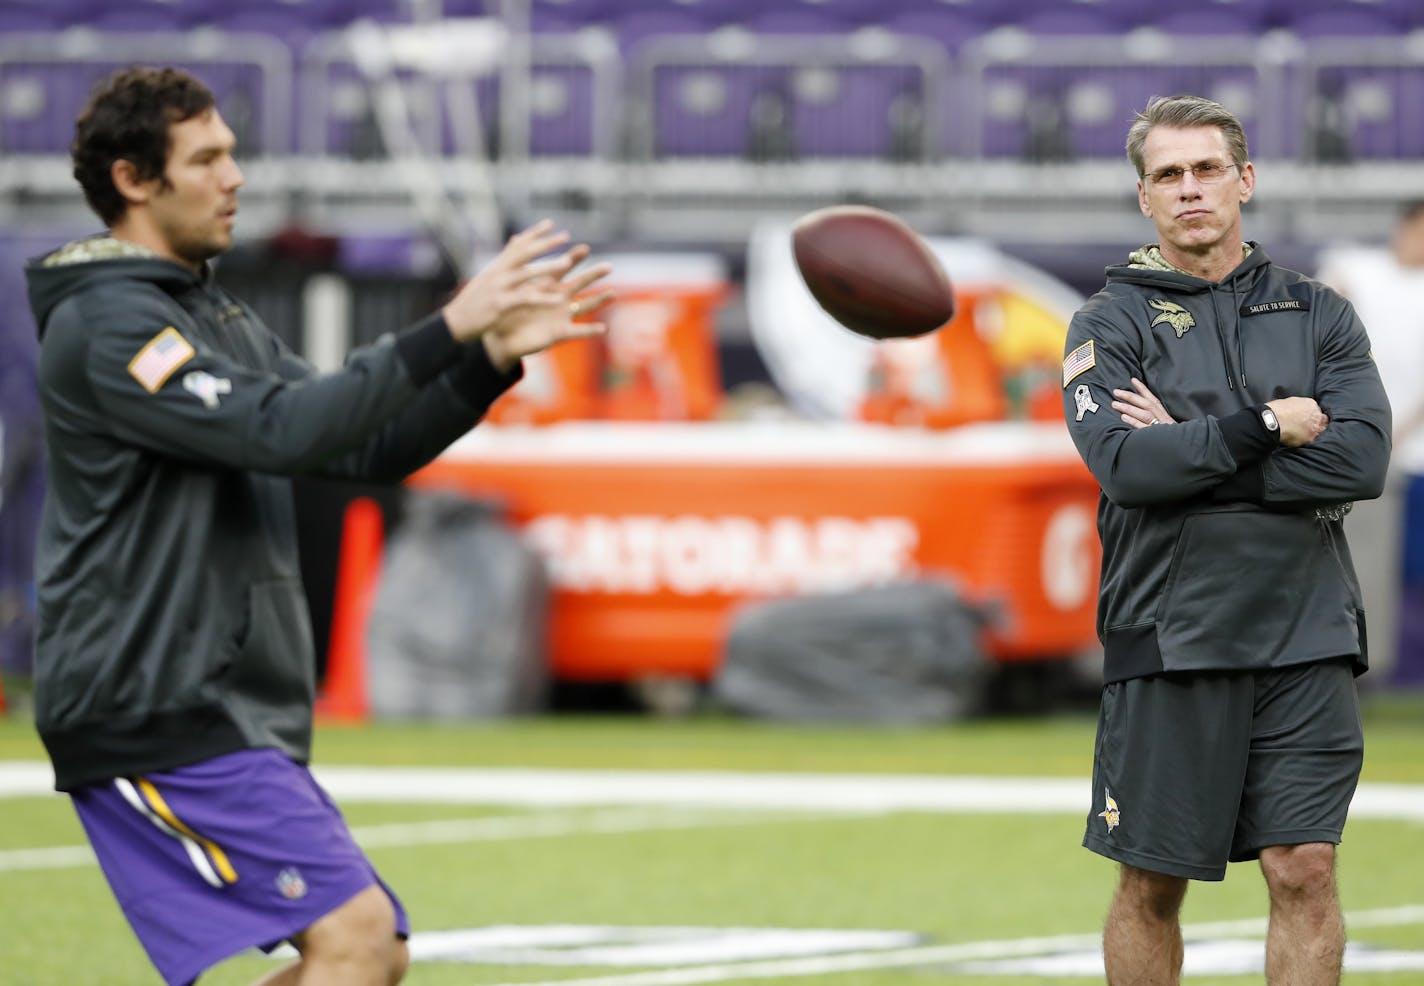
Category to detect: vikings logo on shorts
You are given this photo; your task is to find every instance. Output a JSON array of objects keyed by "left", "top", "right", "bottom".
[
  {"left": 275, "top": 866, "right": 308, "bottom": 900},
  {"left": 1098, "top": 788, "right": 1121, "bottom": 833}
]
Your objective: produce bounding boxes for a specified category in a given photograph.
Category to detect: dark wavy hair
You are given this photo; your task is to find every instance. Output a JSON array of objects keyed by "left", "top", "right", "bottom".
[{"left": 71, "top": 66, "right": 215, "bottom": 226}]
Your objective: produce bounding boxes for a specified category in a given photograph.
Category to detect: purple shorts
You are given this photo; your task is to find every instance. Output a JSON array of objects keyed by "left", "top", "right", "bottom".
[{"left": 70, "top": 748, "right": 408, "bottom": 986}]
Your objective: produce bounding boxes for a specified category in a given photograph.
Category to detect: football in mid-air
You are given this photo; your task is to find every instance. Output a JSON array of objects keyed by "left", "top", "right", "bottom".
[{"left": 791, "top": 205, "right": 955, "bottom": 340}]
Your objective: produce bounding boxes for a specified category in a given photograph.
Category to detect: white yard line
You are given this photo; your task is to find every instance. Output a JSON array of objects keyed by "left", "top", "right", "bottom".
[
  {"left": 0, "top": 806, "right": 866, "bottom": 874},
  {"left": 471, "top": 907, "right": 1424, "bottom": 986},
  {"left": 8, "top": 763, "right": 1421, "bottom": 820},
  {"left": 0, "top": 844, "right": 97, "bottom": 871}
]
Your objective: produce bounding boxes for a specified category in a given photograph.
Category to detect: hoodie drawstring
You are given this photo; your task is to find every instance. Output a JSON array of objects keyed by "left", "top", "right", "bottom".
[
  {"left": 1233, "top": 279, "right": 1246, "bottom": 390},
  {"left": 1212, "top": 285, "right": 1235, "bottom": 391}
]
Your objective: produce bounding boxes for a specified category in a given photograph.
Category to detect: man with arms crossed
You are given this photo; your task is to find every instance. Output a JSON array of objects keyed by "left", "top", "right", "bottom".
[
  {"left": 1061, "top": 94, "right": 1390, "bottom": 985},
  {"left": 27, "top": 66, "right": 611, "bottom": 986}
]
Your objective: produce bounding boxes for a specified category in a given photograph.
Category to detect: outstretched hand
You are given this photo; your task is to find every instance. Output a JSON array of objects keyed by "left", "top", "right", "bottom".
[
  {"left": 1112, "top": 377, "right": 1177, "bottom": 429},
  {"left": 440, "top": 220, "right": 571, "bottom": 342},
  {"left": 435, "top": 219, "right": 615, "bottom": 371},
  {"left": 482, "top": 245, "right": 615, "bottom": 372}
]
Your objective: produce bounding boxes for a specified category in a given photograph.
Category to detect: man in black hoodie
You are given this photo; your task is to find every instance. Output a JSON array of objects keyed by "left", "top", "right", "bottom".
[
  {"left": 1062, "top": 95, "right": 1390, "bottom": 985},
  {"left": 27, "top": 66, "right": 611, "bottom": 986}
]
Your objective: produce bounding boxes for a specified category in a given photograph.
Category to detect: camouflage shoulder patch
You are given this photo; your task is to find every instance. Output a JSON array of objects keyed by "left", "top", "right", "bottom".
[{"left": 127, "top": 327, "right": 195, "bottom": 393}]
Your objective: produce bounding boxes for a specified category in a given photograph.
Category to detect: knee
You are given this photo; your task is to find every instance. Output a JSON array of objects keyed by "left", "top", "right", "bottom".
[
  {"left": 1260, "top": 843, "right": 1336, "bottom": 900},
  {"left": 304, "top": 885, "right": 399, "bottom": 969},
  {"left": 389, "top": 938, "right": 411, "bottom": 984},
  {"left": 1117, "top": 865, "right": 1188, "bottom": 922}
]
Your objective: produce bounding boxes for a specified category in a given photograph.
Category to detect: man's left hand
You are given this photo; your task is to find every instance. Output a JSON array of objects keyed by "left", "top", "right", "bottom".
[{"left": 482, "top": 246, "right": 615, "bottom": 372}]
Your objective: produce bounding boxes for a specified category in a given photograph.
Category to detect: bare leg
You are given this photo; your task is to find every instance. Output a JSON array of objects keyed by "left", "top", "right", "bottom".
[
  {"left": 246, "top": 962, "right": 301, "bottom": 986},
  {"left": 1103, "top": 863, "right": 1188, "bottom": 986},
  {"left": 1260, "top": 843, "right": 1345, "bottom": 986},
  {"left": 246, "top": 885, "right": 409, "bottom": 986}
]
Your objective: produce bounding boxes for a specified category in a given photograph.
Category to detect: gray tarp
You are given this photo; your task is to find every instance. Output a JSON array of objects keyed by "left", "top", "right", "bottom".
[
  {"left": 367, "top": 491, "right": 549, "bottom": 719},
  {"left": 715, "top": 579, "right": 988, "bottom": 723}
]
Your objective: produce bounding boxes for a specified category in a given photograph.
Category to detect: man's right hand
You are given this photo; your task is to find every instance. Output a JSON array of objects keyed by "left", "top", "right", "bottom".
[{"left": 1268, "top": 396, "right": 1329, "bottom": 447}]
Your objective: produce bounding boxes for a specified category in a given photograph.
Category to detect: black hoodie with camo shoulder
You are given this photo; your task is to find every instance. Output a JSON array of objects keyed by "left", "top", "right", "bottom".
[
  {"left": 1061, "top": 242, "right": 1391, "bottom": 684},
  {"left": 27, "top": 235, "right": 519, "bottom": 790}
]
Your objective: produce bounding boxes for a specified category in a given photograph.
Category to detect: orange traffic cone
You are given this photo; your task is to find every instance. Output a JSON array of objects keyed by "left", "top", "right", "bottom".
[{"left": 315, "top": 496, "right": 385, "bottom": 723}]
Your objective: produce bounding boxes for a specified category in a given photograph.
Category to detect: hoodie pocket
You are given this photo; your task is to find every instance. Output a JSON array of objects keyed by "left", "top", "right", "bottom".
[
  {"left": 224, "top": 579, "right": 316, "bottom": 711},
  {"left": 1156, "top": 510, "right": 1360, "bottom": 667}
]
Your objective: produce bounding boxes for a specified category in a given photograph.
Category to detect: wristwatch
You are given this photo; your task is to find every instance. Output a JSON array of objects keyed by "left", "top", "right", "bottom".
[{"left": 1261, "top": 405, "right": 1280, "bottom": 439}]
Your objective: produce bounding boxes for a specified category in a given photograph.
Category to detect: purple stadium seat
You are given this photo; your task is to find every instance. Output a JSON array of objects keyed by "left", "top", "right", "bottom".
[
  {"left": 205, "top": 8, "right": 319, "bottom": 48},
  {"left": 788, "top": 63, "right": 925, "bottom": 158},
  {"left": 0, "top": 58, "right": 134, "bottom": 153},
  {"left": 1393, "top": 0, "right": 1424, "bottom": 30},
  {"left": 1149, "top": 10, "right": 1267, "bottom": 36},
  {"left": 647, "top": 63, "right": 784, "bottom": 158},
  {"left": 471, "top": 63, "right": 602, "bottom": 156},
  {"left": 666, "top": 0, "right": 774, "bottom": 28},
  {"left": 528, "top": 9, "right": 579, "bottom": 33},
  {"left": 742, "top": 9, "right": 854, "bottom": 36},
  {"left": 0, "top": 6, "right": 59, "bottom": 32},
  {"left": 194, "top": 0, "right": 349, "bottom": 30},
  {"left": 84, "top": 8, "right": 187, "bottom": 32},
  {"left": 1270, "top": 0, "right": 1415, "bottom": 32},
  {"left": 330, "top": 0, "right": 412, "bottom": 25},
  {"left": 1015, "top": 8, "right": 1121, "bottom": 37},
  {"left": 982, "top": 0, "right": 1148, "bottom": 30},
  {"left": 783, "top": 0, "right": 886, "bottom": 25},
  {"left": 526, "top": 64, "right": 600, "bottom": 155},
  {"left": 4, "top": 0, "right": 99, "bottom": 29},
  {"left": 1305, "top": 63, "right": 1424, "bottom": 160},
  {"left": 1283, "top": 9, "right": 1406, "bottom": 38},
  {"left": 884, "top": 9, "right": 985, "bottom": 55},
  {"left": 0, "top": 66, "right": 71, "bottom": 154},
  {"left": 971, "top": 65, "right": 1062, "bottom": 160},
  {"left": 156, "top": 0, "right": 230, "bottom": 29},
  {"left": 441, "top": 0, "right": 496, "bottom": 15},
  {"left": 529, "top": 0, "right": 624, "bottom": 29},
  {"left": 615, "top": 9, "right": 707, "bottom": 55},
  {"left": 1163, "top": 0, "right": 1273, "bottom": 32}
]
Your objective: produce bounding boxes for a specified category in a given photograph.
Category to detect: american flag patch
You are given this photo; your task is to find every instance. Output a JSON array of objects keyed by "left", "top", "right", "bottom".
[
  {"left": 1062, "top": 339, "right": 1096, "bottom": 388},
  {"left": 127, "top": 327, "right": 195, "bottom": 393}
]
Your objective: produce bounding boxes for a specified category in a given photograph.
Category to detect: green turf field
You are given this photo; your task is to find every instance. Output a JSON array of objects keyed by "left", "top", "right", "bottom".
[{"left": 1, "top": 696, "right": 1421, "bottom": 985}]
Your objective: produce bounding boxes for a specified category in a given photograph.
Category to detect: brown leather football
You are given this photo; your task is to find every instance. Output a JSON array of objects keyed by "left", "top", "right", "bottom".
[{"left": 792, "top": 205, "right": 955, "bottom": 339}]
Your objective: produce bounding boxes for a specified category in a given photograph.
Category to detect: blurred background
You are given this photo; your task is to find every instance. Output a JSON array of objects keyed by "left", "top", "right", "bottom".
[{"left": 3, "top": 0, "right": 1424, "bottom": 722}]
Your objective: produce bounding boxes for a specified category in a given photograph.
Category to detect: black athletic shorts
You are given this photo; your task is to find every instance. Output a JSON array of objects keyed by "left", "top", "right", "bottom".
[{"left": 1083, "top": 657, "right": 1364, "bottom": 881}]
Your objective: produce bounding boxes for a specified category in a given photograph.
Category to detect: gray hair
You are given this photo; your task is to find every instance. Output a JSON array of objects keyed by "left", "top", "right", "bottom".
[{"left": 1126, "top": 95, "right": 1249, "bottom": 177}]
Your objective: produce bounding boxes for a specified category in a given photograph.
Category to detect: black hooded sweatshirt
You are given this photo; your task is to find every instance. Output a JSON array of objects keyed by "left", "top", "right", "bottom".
[
  {"left": 27, "top": 236, "right": 519, "bottom": 790},
  {"left": 1061, "top": 244, "right": 1391, "bottom": 684}
]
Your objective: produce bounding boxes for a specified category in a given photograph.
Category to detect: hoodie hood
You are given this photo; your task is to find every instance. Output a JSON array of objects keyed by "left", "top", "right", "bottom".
[
  {"left": 25, "top": 235, "right": 203, "bottom": 339},
  {"left": 1106, "top": 241, "right": 1271, "bottom": 294}
]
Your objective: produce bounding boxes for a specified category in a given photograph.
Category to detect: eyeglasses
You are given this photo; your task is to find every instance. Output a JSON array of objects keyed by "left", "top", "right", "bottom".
[{"left": 1144, "top": 161, "right": 1240, "bottom": 187}]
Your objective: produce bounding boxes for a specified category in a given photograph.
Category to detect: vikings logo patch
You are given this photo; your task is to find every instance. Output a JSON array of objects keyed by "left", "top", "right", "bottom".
[
  {"left": 1098, "top": 788, "right": 1121, "bottom": 833},
  {"left": 1148, "top": 299, "right": 1195, "bottom": 338}
]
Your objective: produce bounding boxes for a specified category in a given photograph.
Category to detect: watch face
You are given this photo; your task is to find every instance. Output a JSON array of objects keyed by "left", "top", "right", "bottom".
[{"left": 1263, "top": 408, "right": 1279, "bottom": 431}]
